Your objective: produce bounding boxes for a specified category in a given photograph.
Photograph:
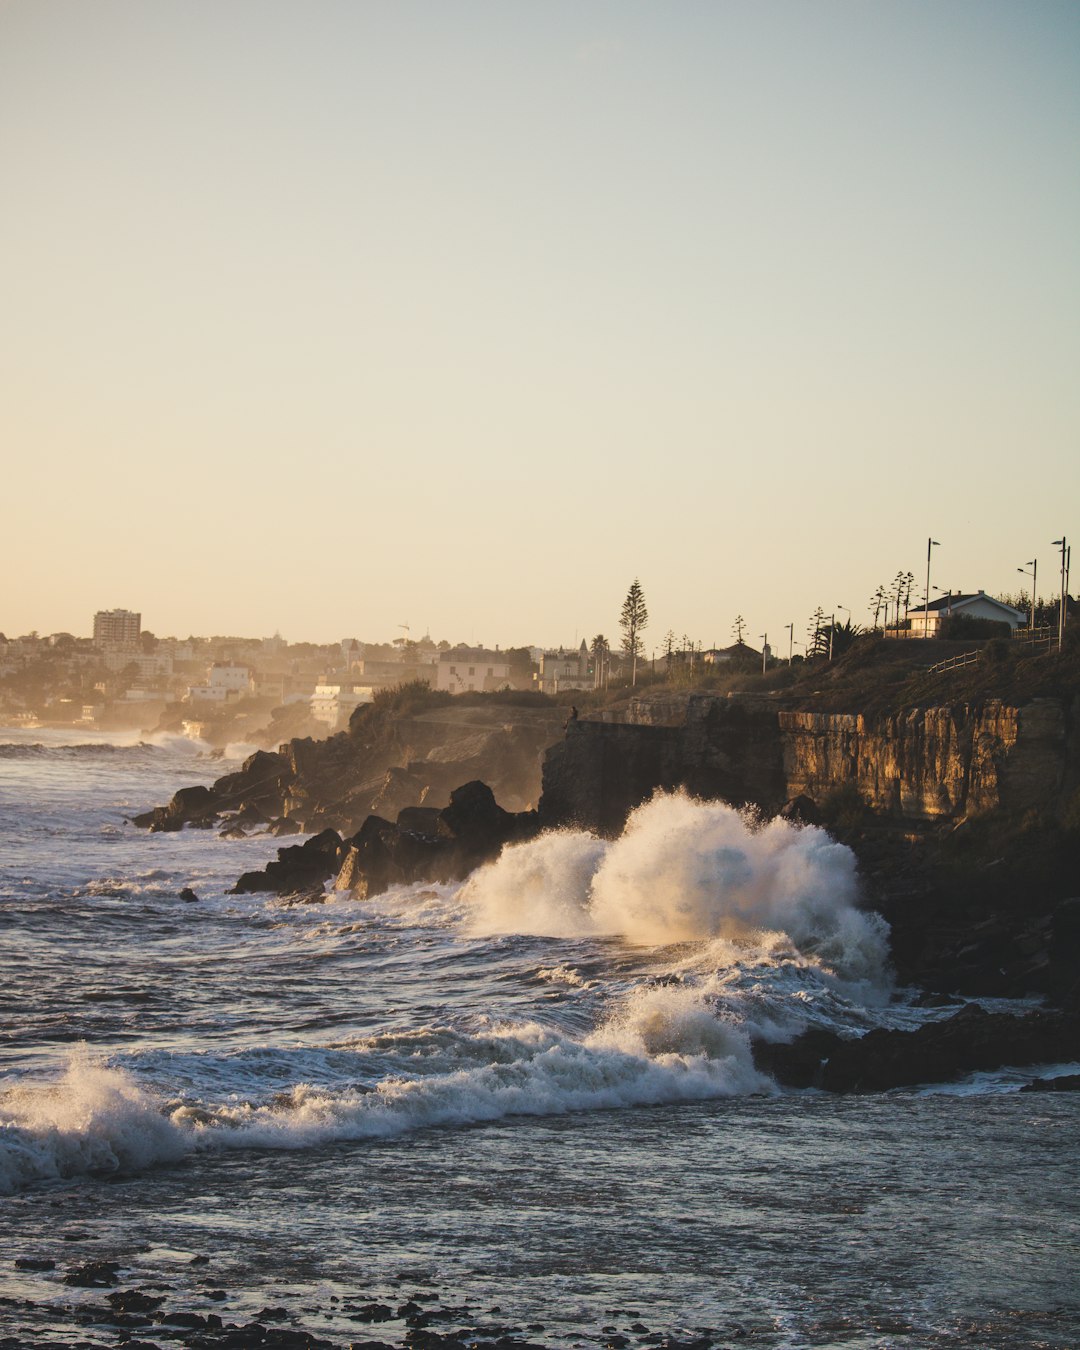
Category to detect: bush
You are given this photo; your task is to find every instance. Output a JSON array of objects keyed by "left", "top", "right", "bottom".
[
  {"left": 819, "top": 782, "right": 868, "bottom": 831},
  {"left": 940, "top": 614, "right": 1011, "bottom": 641},
  {"left": 981, "top": 638, "right": 1011, "bottom": 665},
  {"left": 349, "top": 680, "right": 450, "bottom": 732}
]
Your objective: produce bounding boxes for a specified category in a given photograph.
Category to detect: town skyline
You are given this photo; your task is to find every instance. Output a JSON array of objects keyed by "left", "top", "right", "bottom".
[{"left": 2, "top": 2, "right": 1077, "bottom": 649}]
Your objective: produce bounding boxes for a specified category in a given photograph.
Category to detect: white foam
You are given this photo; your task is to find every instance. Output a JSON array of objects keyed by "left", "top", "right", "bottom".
[
  {"left": 0, "top": 1055, "right": 188, "bottom": 1193},
  {"left": 0, "top": 989, "right": 770, "bottom": 1193},
  {"left": 462, "top": 792, "right": 889, "bottom": 986}
]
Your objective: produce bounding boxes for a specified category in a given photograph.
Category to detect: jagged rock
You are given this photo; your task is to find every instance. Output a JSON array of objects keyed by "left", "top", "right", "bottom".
[
  {"left": 230, "top": 828, "right": 345, "bottom": 896},
  {"left": 778, "top": 794, "right": 821, "bottom": 826},
  {"left": 133, "top": 784, "right": 219, "bottom": 832},
  {"left": 758, "top": 1005, "right": 1080, "bottom": 1093},
  {"left": 397, "top": 805, "right": 442, "bottom": 836},
  {"left": 1020, "top": 1073, "right": 1080, "bottom": 1092},
  {"left": 332, "top": 780, "right": 540, "bottom": 900}
]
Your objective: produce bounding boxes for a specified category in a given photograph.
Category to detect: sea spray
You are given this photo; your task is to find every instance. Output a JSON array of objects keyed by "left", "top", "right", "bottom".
[
  {"left": 0, "top": 1056, "right": 188, "bottom": 1193},
  {"left": 462, "top": 791, "right": 889, "bottom": 985}
]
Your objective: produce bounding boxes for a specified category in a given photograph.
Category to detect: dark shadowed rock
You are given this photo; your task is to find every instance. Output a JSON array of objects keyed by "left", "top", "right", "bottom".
[
  {"left": 230, "top": 828, "right": 345, "bottom": 895},
  {"left": 757, "top": 1004, "right": 1080, "bottom": 1093},
  {"left": 1020, "top": 1073, "right": 1080, "bottom": 1092}
]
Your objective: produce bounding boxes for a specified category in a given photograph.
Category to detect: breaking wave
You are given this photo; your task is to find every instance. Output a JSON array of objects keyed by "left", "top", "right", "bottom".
[
  {"left": 0, "top": 991, "right": 768, "bottom": 1193},
  {"left": 461, "top": 792, "right": 888, "bottom": 985}
]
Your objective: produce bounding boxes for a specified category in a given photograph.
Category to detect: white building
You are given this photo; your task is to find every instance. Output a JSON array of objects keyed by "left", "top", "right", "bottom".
[
  {"left": 310, "top": 683, "right": 374, "bottom": 728},
  {"left": 537, "top": 642, "right": 591, "bottom": 695},
  {"left": 905, "top": 592, "right": 1027, "bottom": 637},
  {"left": 207, "top": 662, "right": 251, "bottom": 691},
  {"left": 435, "top": 648, "right": 512, "bottom": 694},
  {"left": 93, "top": 609, "right": 141, "bottom": 646}
]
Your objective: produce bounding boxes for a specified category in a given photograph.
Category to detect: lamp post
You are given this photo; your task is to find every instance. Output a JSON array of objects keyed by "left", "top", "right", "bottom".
[
  {"left": 1052, "top": 538, "right": 1069, "bottom": 650},
  {"left": 924, "top": 538, "right": 940, "bottom": 638},
  {"left": 1017, "top": 560, "right": 1037, "bottom": 629},
  {"left": 828, "top": 611, "right": 836, "bottom": 661},
  {"left": 785, "top": 622, "right": 794, "bottom": 664},
  {"left": 760, "top": 634, "right": 768, "bottom": 675}
]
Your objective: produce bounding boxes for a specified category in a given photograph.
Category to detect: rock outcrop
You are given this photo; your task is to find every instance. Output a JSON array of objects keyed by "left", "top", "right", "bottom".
[
  {"left": 135, "top": 699, "right": 564, "bottom": 836},
  {"left": 231, "top": 782, "right": 538, "bottom": 900},
  {"left": 754, "top": 1003, "right": 1080, "bottom": 1093}
]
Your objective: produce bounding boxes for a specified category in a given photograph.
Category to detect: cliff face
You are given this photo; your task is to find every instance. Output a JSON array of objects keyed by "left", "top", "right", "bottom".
[
  {"left": 539, "top": 694, "right": 1078, "bottom": 832},
  {"left": 780, "top": 697, "right": 1076, "bottom": 820}
]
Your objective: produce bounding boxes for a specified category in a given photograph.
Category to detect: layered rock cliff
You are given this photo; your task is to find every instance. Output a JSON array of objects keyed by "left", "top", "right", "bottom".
[{"left": 539, "top": 693, "right": 1079, "bottom": 832}]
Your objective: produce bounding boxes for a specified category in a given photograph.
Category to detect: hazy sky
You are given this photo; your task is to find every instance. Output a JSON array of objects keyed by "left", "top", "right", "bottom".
[{"left": 2, "top": 1, "right": 1077, "bottom": 649}]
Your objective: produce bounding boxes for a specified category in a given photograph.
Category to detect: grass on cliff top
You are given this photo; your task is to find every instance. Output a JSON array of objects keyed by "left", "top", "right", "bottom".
[{"left": 798, "top": 630, "right": 1080, "bottom": 716}]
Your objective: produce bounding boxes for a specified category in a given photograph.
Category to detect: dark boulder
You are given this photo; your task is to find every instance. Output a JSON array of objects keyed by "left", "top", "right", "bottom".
[
  {"left": 756, "top": 1004, "right": 1080, "bottom": 1092},
  {"left": 133, "top": 784, "right": 219, "bottom": 832},
  {"left": 230, "top": 828, "right": 345, "bottom": 896},
  {"left": 1020, "top": 1073, "right": 1080, "bottom": 1092}
]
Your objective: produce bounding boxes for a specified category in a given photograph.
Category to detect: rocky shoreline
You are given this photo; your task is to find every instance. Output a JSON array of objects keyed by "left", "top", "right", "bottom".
[
  {"left": 7, "top": 1251, "right": 717, "bottom": 1350},
  {"left": 135, "top": 680, "right": 1080, "bottom": 1096}
]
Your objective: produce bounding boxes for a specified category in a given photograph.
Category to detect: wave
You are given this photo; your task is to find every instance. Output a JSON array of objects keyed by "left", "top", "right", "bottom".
[
  {"left": 460, "top": 792, "right": 889, "bottom": 987},
  {"left": 0, "top": 741, "right": 162, "bottom": 759},
  {"left": 0, "top": 986, "right": 769, "bottom": 1193}
]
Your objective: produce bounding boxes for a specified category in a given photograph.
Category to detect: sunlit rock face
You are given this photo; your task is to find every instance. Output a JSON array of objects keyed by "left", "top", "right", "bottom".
[
  {"left": 541, "top": 694, "right": 1075, "bottom": 832},
  {"left": 780, "top": 697, "right": 1072, "bottom": 820}
]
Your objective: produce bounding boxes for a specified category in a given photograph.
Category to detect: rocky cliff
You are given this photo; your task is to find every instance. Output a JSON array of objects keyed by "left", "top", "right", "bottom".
[
  {"left": 539, "top": 693, "right": 1079, "bottom": 832},
  {"left": 136, "top": 695, "right": 564, "bottom": 836}
]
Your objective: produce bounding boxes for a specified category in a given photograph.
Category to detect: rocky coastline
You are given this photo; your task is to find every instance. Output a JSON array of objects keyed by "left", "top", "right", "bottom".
[{"left": 136, "top": 659, "right": 1080, "bottom": 1094}]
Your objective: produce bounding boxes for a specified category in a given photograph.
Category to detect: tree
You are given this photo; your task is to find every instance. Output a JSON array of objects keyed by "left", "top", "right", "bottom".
[
  {"left": 869, "top": 585, "right": 887, "bottom": 631},
  {"left": 663, "top": 630, "right": 676, "bottom": 667},
  {"left": 807, "top": 607, "right": 828, "bottom": 658},
  {"left": 732, "top": 615, "right": 747, "bottom": 646},
  {"left": 619, "top": 579, "right": 648, "bottom": 685},
  {"left": 590, "top": 634, "right": 610, "bottom": 688}
]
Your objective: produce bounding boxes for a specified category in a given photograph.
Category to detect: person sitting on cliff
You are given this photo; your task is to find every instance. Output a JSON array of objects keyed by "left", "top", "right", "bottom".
[{"left": 564, "top": 706, "right": 578, "bottom": 729}]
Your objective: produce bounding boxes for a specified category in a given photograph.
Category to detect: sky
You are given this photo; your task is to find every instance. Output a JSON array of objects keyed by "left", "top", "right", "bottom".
[{"left": 2, "top": 0, "right": 1077, "bottom": 651}]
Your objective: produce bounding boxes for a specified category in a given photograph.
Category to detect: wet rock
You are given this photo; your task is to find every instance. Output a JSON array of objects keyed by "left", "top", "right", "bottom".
[
  {"left": 762, "top": 1004, "right": 1080, "bottom": 1093},
  {"left": 349, "top": 1302, "right": 395, "bottom": 1323},
  {"left": 64, "top": 1259, "right": 121, "bottom": 1287},
  {"left": 13, "top": 1257, "right": 55, "bottom": 1271},
  {"left": 107, "top": 1289, "right": 165, "bottom": 1314},
  {"left": 179, "top": 887, "right": 200, "bottom": 902},
  {"left": 1020, "top": 1073, "right": 1080, "bottom": 1092},
  {"left": 230, "top": 828, "right": 345, "bottom": 896}
]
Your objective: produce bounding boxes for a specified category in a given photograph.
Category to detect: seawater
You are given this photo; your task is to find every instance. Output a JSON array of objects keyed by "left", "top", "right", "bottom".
[{"left": 1, "top": 728, "right": 1078, "bottom": 1348}]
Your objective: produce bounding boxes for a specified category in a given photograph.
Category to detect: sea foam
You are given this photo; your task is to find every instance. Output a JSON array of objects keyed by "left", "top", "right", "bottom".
[{"left": 462, "top": 791, "right": 888, "bottom": 984}]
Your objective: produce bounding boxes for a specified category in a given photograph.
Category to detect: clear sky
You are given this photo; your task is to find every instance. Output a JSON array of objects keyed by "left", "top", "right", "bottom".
[{"left": 2, "top": 0, "right": 1077, "bottom": 650}]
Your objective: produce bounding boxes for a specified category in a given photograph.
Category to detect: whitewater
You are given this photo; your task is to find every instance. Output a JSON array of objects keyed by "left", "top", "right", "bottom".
[{"left": 1, "top": 728, "right": 1078, "bottom": 1348}]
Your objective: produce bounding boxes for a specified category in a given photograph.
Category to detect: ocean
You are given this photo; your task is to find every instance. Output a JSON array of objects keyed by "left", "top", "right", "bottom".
[{"left": 1, "top": 728, "right": 1078, "bottom": 1349}]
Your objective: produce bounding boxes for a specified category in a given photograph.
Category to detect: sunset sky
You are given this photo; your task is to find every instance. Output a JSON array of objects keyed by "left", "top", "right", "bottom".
[{"left": 2, "top": 1, "right": 1077, "bottom": 650}]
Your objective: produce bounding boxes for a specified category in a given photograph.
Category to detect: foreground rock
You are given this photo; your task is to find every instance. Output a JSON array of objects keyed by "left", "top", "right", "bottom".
[
  {"left": 754, "top": 1004, "right": 1080, "bottom": 1092},
  {"left": 230, "top": 781, "right": 538, "bottom": 899}
]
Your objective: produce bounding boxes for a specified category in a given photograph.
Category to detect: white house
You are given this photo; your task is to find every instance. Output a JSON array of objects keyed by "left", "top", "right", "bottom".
[
  {"left": 537, "top": 642, "right": 591, "bottom": 695},
  {"left": 435, "top": 648, "right": 511, "bottom": 694},
  {"left": 905, "top": 592, "right": 1027, "bottom": 638},
  {"left": 208, "top": 662, "right": 251, "bottom": 691},
  {"left": 311, "top": 683, "right": 374, "bottom": 728}
]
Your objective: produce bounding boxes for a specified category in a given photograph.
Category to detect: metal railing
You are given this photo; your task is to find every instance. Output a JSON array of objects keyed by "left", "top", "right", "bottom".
[{"left": 927, "top": 649, "right": 980, "bottom": 676}]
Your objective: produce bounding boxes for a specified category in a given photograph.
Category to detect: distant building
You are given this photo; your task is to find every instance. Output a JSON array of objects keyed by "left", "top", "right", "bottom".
[
  {"left": 904, "top": 592, "right": 1027, "bottom": 637},
  {"left": 435, "top": 647, "right": 512, "bottom": 694},
  {"left": 93, "top": 609, "right": 141, "bottom": 646},
  {"left": 310, "top": 683, "right": 374, "bottom": 728},
  {"left": 537, "top": 642, "right": 591, "bottom": 695}
]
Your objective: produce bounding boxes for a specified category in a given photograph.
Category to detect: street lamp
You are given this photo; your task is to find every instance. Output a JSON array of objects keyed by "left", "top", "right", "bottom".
[
  {"left": 1052, "top": 538, "right": 1069, "bottom": 650},
  {"left": 924, "top": 538, "right": 940, "bottom": 638},
  {"left": 760, "top": 633, "right": 768, "bottom": 675},
  {"left": 784, "top": 622, "right": 794, "bottom": 664},
  {"left": 1017, "top": 560, "right": 1037, "bottom": 629}
]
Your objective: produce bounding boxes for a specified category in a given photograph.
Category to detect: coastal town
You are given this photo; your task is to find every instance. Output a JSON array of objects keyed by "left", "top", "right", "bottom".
[{"left": 2, "top": 570, "right": 1073, "bottom": 747}]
